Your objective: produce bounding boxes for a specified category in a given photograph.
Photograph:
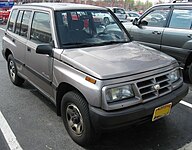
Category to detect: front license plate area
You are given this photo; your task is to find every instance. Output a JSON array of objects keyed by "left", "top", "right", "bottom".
[{"left": 152, "top": 103, "right": 172, "bottom": 122}]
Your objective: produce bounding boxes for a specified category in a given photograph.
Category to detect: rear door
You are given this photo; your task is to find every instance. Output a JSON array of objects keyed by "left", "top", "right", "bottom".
[
  {"left": 129, "top": 6, "right": 171, "bottom": 50},
  {"left": 161, "top": 7, "right": 192, "bottom": 65},
  {"left": 7, "top": 10, "right": 32, "bottom": 75},
  {"left": 25, "top": 11, "right": 53, "bottom": 97}
]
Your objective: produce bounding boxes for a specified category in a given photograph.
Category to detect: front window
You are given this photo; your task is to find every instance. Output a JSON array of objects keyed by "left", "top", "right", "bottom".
[
  {"left": 141, "top": 8, "right": 170, "bottom": 27},
  {"left": 30, "top": 12, "right": 52, "bottom": 43},
  {"left": 55, "top": 9, "right": 130, "bottom": 48}
]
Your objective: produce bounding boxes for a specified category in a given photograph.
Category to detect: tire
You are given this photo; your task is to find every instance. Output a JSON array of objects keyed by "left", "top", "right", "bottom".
[
  {"left": 7, "top": 54, "right": 25, "bottom": 86},
  {"left": 61, "top": 91, "right": 96, "bottom": 147},
  {"left": 188, "top": 63, "right": 192, "bottom": 83}
]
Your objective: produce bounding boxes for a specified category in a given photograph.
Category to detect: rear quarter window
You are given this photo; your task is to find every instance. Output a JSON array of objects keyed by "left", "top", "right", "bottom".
[{"left": 7, "top": 9, "right": 17, "bottom": 32}]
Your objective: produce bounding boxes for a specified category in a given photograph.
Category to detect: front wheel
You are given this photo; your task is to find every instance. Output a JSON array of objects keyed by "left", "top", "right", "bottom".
[
  {"left": 61, "top": 91, "right": 96, "bottom": 147},
  {"left": 7, "top": 54, "right": 25, "bottom": 86},
  {"left": 188, "top": 63, "right": 192, "bottom": 83}
]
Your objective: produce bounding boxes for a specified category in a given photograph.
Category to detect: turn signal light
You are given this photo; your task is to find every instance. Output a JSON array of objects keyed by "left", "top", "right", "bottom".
[{"left": 85, "top": 76, "right": 96, "bottom": 84}]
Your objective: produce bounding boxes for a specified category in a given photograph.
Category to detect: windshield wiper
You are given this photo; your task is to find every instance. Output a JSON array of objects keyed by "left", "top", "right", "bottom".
[
  {"left": 62, "top": 41, "right": 128, "bottom": 48},
  {"left": 98, "top": 41, "right": 128, "bottom": 45},
  {"left": 62, "top": 42, "right": 95, "bottom": 48}
]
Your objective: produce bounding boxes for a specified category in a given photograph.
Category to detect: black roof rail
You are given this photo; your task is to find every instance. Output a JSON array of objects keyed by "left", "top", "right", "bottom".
[{"left": 172, "top": 0, "right": 192, "bottom": 3}]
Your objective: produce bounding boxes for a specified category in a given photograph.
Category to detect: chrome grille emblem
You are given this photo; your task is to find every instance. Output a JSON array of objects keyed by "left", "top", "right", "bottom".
[{"left": 154, "top": 84, "right": 160, "bottom": 91}]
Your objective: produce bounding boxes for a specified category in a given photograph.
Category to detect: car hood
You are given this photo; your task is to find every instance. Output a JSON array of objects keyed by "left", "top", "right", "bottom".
[
  {"left": 60, "top": 42, "right": 176, "bottom": 79},
  {"left": 122, "top": 22, "right": 133, "bottom": 32}
]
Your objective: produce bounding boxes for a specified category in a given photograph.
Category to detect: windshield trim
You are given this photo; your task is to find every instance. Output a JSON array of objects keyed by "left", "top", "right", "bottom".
[
  {"left": 54, "top": 9, "right": 131, "bottom": 49},
  {"left": 62, "top": 41, "right": 129, "bottom": 49}
]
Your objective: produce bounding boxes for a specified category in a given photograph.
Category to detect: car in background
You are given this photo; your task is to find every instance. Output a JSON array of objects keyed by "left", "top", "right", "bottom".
[
  {"left": 124, "top": 2, "right": 192, "bottom": 83},
  {"left": 126, "top": 11, "right": 141, "bottom": 22},
  {"left": 108, "top": 7, "right": 127, "bottom": 22},
  {"left": 92, "top": 12, "right": 113, "bottom": 25},
  {"left": 0, "top": 10, "right": 10, "bottom": 24}
]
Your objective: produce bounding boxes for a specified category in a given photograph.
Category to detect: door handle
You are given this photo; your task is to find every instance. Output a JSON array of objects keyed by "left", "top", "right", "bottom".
[
  {"left": 152, "top": 31, "right": 161, "bottom": 35},
  {"left": 27, "top": 47, "right": 31, "bottom": 52},
  {"left": 12, "top": 39, "right": 15, "bottom": 43}
]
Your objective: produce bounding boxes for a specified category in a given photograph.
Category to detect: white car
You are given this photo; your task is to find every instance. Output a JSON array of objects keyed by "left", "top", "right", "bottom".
[
  {"left": 126, "top": 11, "right": 141, "bottom": 22},
  {"left": 107, "top": 7, "right": 127, "bottom": 22}
]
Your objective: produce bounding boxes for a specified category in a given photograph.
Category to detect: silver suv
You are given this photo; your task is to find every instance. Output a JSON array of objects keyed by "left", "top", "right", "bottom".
[
  {"left": 124, "top": 2, "right": 192, "bottom": 83},
  {"left": 2, "top": 3, "right": 188, "bottom": 147}
]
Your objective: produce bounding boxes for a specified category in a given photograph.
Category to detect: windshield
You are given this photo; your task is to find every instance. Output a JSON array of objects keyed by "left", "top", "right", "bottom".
[{"left": 55, "top": 10, "right": 130, "bottom": 48}]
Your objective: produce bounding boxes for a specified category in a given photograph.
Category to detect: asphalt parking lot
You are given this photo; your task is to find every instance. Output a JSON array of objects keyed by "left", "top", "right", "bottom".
[{"left": 0, "top": 26, "right": 192, "bottom": 150}]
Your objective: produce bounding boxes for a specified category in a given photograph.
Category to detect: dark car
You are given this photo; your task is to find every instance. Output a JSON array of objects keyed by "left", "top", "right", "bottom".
[{"left": 124, "top": 2, "right": 192, "bottom": 83}]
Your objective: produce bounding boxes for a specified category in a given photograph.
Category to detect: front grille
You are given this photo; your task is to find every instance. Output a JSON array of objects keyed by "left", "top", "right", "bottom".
[{"left": 137, "top": 74, "right": 171, "bottom": 102}]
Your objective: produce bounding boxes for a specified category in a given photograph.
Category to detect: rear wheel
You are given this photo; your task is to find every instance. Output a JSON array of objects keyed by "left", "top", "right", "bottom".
[
  {"left": 61, "top": 91, "right": 96, "bottom": 147},
  {"left": 7, "top": 54, "right": 24, "bottom": 86},
  {"left": 104, "top": 17, "right": 110, "bottom": 25}
]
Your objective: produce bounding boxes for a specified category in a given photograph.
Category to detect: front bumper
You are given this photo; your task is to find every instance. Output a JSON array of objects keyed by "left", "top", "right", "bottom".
[{"left": 89, "top": 83, "right": 188, "bottom": 130}]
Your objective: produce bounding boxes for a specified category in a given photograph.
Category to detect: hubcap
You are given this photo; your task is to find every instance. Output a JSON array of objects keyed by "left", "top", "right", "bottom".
[
  {"left": 66, "top": 104, "right": 83, "bottom": 135},
  {"left": 9, "top": 60, "right": 16, "bottom": 81}
]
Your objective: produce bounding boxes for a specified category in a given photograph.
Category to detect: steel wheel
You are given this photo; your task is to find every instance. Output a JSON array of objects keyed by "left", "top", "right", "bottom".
[
  {"left": 66, "top": 103, "right": 84, "bottom": 135},
  {"left": 9, "top": 60, "right": 16, "bottom": 82},
  {"left": 61, "top": 91, "right": 96, "bottom": 147},
  {"left": 7, "top": 54, "right": 24, "bottom": 86}
]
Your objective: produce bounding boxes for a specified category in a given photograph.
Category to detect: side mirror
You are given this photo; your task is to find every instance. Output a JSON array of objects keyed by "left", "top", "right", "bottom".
[
  {"left": 36, "top": 44, "right": 52, "bottom": 56},
  {"left": 132, "top": 18, "right": 139, "bottom": 25},
  {"left": 140, "top": 20, "right": 148, "bottom": 26}
]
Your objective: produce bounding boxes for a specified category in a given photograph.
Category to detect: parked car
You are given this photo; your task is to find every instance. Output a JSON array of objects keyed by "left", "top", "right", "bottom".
[
  {"left": 0, "top": 10, "right": 10, "bottom": 24},
  {"left": 123, "top": 2, "right": 192, "bottom": 83},
  {"left": 107, "top": 7, "right": 127, "bottom": 22},
  {"left": 2, "top": 3, "right": 188, "bottom": 147},
  {"left": 92, "top": 12, "right": 113, "bottom": 25},
  {"left": 126, "top": 11, "right": 141, "bottom": 22}
]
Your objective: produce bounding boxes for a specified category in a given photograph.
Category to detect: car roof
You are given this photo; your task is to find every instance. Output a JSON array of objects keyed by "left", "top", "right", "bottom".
[
  {"left": 107, "top": 7, "right": 125, "bottom": 10},
  {"left": 154, "top": 2, "right": 192, "bottom": 7},
  {"left": 13, "top": 3, "right": 106, "bottom": 11},
  {"left": 126, "top": 11, "right": 139, "bottom": 14}
]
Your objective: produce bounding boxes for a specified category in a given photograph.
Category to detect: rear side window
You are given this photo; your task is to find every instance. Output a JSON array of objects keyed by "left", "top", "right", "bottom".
[
  {"left": 7, "top": 9, "right": 17, "bottom": 32},
  {"left": 14, "top": 10, "right": 31, "bottom": 37},
  {"left": 169, "top": 9, "right": 192, "bottom": 29},
  {"left": 30, "top": 12, "right": 52, "bottom": 43},
  {"left": 20, "top": 11, "right": 32, "bottom": 37},
  {"left": 15, "top": 10, "right": 23, "bottom": 34}
]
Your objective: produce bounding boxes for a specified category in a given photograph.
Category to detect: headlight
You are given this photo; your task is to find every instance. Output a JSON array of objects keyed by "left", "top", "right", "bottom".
[
  {"left": 106, "top": 85, "right": 134, "bottom": 103},
  {"left": 168, "top": 69, "right": 180, "bottom": 82}
]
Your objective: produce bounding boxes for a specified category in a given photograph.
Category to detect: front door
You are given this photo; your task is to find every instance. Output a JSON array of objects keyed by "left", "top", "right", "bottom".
[
  {"left": 130, "top": 7, "right": 171, "bottom": 50},
  {"left": 25, "top": 11, "right": 53, "bottom": 98}
]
